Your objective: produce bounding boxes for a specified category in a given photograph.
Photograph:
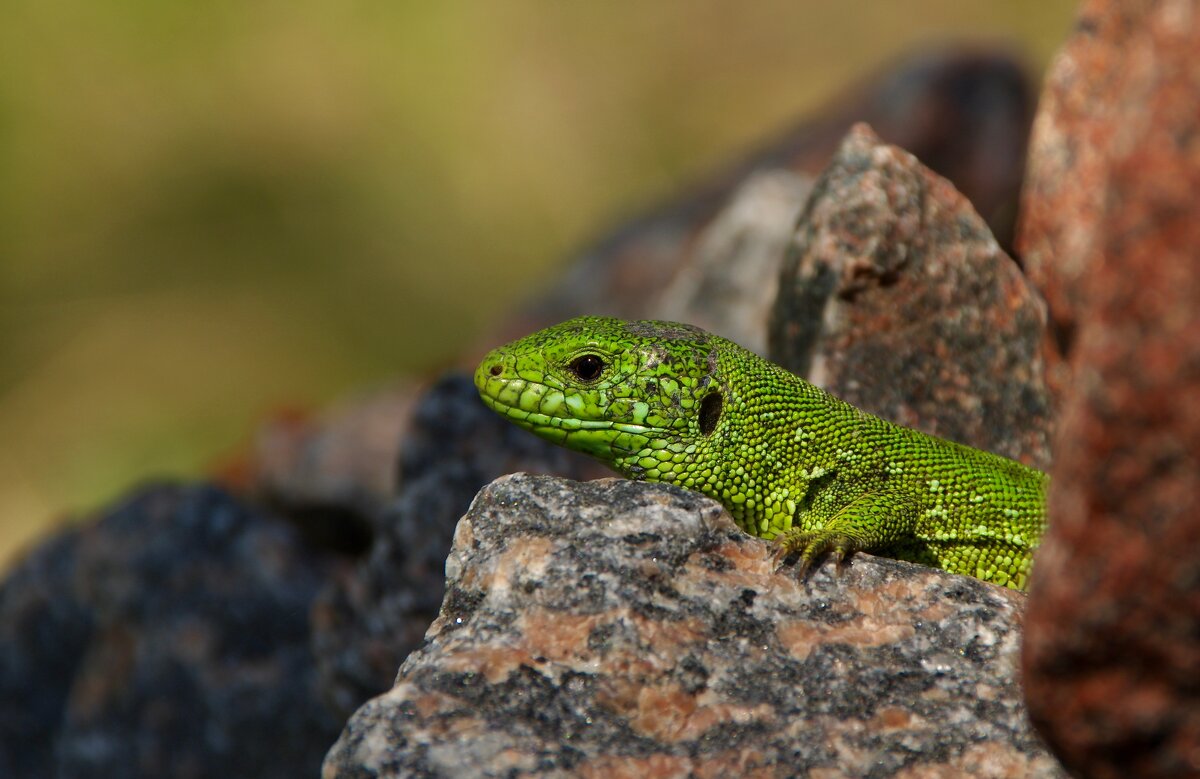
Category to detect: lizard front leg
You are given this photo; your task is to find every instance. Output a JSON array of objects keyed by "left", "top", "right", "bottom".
[{"left": 771, "top": 490, "right": 921, "bottom": 578}]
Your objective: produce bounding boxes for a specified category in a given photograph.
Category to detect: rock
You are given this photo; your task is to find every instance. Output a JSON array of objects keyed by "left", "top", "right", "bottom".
[
  {"left": 255, "top": 384, "right": 414, "bottom": 510},
  {"left": 311, "top": 374, "right": 602, "bottom": 718},
  {"left": 324, "top": 474, "right": 1063, "bottom": 779},
  {"left": 656, "top": 169, "right": 815, "bottom": 355},
  {"left": 0, "top": 484, "right": 344, "bottom": 779},
  {"left": 1014, "top": 2, "right": 1116, "bottom": 361},
  {"left": 0, "top": 527, "right": 92, "bottom": 779},
  {"left": 1014, "top": 0, "right": 1155, "bottom": 407},
  {"left": 769, "top": 123, "right": 1053, "bottom": 470},
  {"left": 221, "top": 383, "right": 418, "bottom": 553},
  {"left": 1020, "top": 3, "right": 1200, "bottom": 778},
  {"left": 0, "top": 378, "right": 609, "bottom": 777},
  {"left": 505, "top": 47, "right": 1034, "bottom": 343}
]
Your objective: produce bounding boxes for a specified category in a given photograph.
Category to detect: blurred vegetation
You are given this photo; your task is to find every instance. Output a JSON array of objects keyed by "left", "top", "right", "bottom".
[{"left": 0, "top": 1, "right": 1078, "bottom": 565}]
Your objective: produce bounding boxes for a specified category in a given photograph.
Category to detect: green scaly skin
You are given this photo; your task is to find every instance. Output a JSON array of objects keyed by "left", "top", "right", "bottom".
[{"left": 474, "top": 317, "right": 1047, "bottom": 591}]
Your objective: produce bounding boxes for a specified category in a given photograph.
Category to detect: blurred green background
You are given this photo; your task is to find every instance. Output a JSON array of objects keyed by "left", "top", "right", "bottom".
[{"left": 0, "top": 1, "right": 1077, "bottom": 565}]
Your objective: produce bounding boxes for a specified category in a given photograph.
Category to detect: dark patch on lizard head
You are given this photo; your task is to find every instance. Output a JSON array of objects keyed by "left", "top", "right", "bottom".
[
  {"left": 623, "top": 319, "right": 711, "bottom": 343},
  {"left": 643, "top": 344, "right": 672, "bottom": 370}
]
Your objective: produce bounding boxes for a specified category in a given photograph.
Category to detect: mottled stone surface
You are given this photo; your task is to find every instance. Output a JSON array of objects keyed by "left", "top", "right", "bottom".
[
  {"left": 0, "top": 484, "right": 344, "bottom": 779},
  {"left": 0, "top": 527, "right": 92, "bottom": 778},
  {"left": 1015, "top": 1, "right": 1118, "bottom": 360},
  {"left": 1020, "top": 2, "right": 1200, "bottom": 778},
  {"left": 312, "top": 374, "right": 601, "bottom": 718},
  {"left": 325, "top": 474, "right": 1062, "bottom": 779},
  {"left": 769, "top": 124, "right": 1052, "bottom": 470},
  {"left": 656, "top": 169, "right": 814, "bottom": 355},
  {"left": 501, "top": 48, "right": 1034, "bottom": 345}
]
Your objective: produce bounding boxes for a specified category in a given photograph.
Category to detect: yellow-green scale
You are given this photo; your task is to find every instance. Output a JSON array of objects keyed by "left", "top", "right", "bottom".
[{"left": 475, "top": 317, "right": 1047, "bottom": 591}]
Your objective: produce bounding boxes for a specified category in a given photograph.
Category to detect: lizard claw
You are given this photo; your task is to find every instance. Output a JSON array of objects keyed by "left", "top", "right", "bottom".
[
  {"left": 791, "top": 553, "right": 816, "bottom": 582},
  {"left": 770, "top": 529, "right": 812, "bottom": 570},
  {"left": 769, "top": 536, "right": 796, "bottom": 568},
  {"left": 832, "top": 547, "right": 852, "bottom": 577},
  {"left": 770, "top": 528, "right": 858, "bottom": 580}
]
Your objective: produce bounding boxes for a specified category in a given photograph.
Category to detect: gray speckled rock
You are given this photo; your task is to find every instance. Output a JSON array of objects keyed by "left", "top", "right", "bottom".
[
  {"left": 324, "top": 474, "right": 1062, "bottom": 779},
  {"left": 770, "top": 123, "right": 1053, "bottom": 470}
]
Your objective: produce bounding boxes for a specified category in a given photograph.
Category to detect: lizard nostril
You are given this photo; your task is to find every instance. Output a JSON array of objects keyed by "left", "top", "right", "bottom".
[{"left": 489, "top": 364, "right": 502, "bottom": 377}]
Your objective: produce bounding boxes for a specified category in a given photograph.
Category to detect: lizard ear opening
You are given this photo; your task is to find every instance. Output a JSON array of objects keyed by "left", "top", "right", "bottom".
[{"left": 699, "top": 392, "right": 722, "bottom": 436}]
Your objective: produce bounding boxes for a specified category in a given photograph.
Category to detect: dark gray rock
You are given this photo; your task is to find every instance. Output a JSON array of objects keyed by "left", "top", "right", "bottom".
[
  {"left": 311, "top": 373, "right": 602, "bottom": 719},
  {"left": 0, "top": 483, "right": 344, "bottom": 779},
  {"left": 0, "top": 527, "right": 92, "bottom": 778},
  {"left": 324, "top": 474, "right": 1063, "bottom": 779},
  {"left": 769, "top": 123, "right": 1052, "bottom": 470}
]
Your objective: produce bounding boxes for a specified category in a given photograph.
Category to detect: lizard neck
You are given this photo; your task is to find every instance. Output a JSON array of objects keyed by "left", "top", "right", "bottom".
[{"left": 673, "top": 342, "right": 871, "bottom": 537}]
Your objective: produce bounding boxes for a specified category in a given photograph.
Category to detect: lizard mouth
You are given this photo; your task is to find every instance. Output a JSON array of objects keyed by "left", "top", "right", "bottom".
[
  {"left": 474, "top": 361, "right": 664, "bottom": 461},
  {"left": 476, "top": 388, "right": 656, "bottom": 437}
]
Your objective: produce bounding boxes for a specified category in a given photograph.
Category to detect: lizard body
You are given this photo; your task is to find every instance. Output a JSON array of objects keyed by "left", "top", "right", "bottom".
[{"left": 475, "top": 317, "right": 1046, "bottom": 590}]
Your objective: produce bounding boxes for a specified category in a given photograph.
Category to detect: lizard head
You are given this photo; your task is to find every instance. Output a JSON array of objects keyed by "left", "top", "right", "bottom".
[{"left": 474, "top": 316, "right": 726, "bottom": 477}]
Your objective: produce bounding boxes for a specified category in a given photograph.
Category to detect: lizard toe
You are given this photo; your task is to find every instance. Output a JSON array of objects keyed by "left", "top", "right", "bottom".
[
  {"left": 778, "top": 529, "right": 863, "bottom": 580},
  {"left": 770, "top": 529, "right": 819, "bottom": 567}
]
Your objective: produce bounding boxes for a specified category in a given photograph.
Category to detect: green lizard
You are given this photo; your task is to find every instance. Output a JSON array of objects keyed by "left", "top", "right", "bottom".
[{"left": 474, "top": 317, "right": 1047, "bottom": 590}]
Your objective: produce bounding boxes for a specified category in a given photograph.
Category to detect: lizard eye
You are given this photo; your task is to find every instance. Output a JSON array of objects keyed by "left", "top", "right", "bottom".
[{"left": 568, "top": 354, "right": 605, "bottom": 382}]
